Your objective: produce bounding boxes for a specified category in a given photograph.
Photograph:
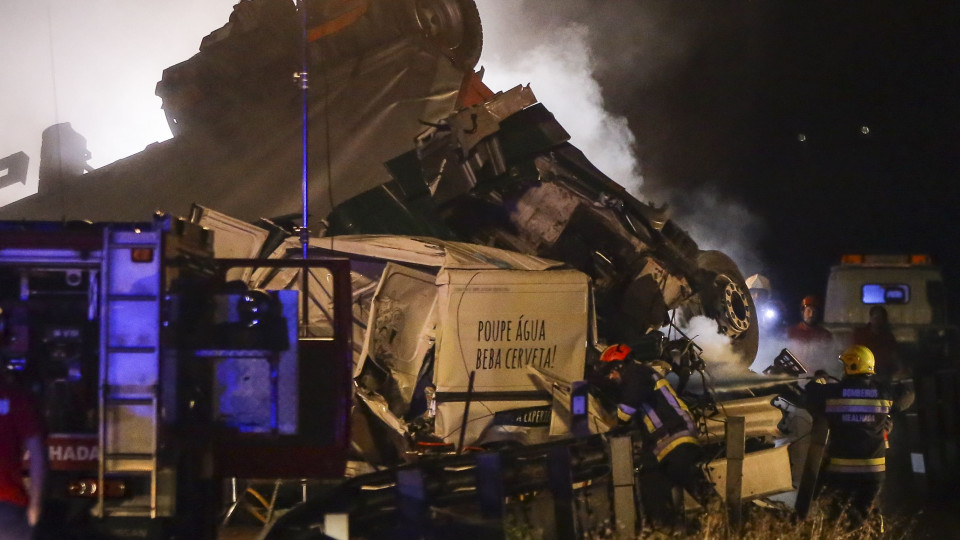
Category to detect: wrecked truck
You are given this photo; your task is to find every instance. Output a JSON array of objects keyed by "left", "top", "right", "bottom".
[
  {"left": 193, "top": 205, "right": 600, "bottom": 461},
  {"left": 327, "top": 83, "right": 759, "bottom": 364},
  {"left": 3, "top": 0, "right": 802, "bottom": 532},
  {"left": 191, "top": 205, "right": 794, "bottom": 538},
  {"left": 2, "top": 0, "right": 757, "bottom": 372}
]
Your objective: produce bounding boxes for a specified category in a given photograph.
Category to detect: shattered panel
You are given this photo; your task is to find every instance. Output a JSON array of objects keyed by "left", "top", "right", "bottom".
[{"left": 357, "top": 263, "right": 438, "bottom": 412}]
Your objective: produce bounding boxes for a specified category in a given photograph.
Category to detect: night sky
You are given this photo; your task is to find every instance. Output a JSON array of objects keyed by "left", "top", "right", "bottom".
[{"left": 526, "top": 1, "right": 960, "bottom": 320}]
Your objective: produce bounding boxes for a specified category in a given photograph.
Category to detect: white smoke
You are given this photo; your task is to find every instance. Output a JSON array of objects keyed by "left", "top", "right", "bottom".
[
  {"left": 475, "top": 1, "right": 643, "bottom": 193},
  {"left": 664, "top": 188, "right": 766, "bottom": 278},
  {"left": 664, "top": 315, "right": 751, "bottom": 381}
]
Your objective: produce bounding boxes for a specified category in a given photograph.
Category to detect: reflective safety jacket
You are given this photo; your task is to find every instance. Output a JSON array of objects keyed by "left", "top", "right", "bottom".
[
  {"left": 805, "top": 374, "right": 896, "bottom": 477},
  {"left": 617, "top": 361, "right": 699, "bottom": 461}
]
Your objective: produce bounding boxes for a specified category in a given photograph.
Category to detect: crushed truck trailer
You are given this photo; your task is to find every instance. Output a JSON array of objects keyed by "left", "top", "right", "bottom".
[{"left": 0, "top": 0, "right": 814, "bottom": 537}]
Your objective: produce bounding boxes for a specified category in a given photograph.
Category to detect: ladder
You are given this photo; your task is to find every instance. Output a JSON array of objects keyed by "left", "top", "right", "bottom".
[{"left": 97, "top": 226, "right": 165, "bottom": 518}]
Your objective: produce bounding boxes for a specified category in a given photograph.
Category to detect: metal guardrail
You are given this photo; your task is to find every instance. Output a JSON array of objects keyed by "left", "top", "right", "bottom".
[{"left": 262, "top": 420, "right": 758, "bottom": 539}]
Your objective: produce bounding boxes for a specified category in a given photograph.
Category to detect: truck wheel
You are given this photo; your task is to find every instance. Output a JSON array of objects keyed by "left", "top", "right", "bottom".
[
  {"left": 683, "top": 250, "right": 759, "bottom": 366},
  {"left": 414, "top": 0, "right": 483, "bottom": 69}
]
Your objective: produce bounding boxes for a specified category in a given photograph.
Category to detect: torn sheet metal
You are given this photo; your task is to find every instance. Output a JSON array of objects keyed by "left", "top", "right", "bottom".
[
  {"left": 706, "top": 445, "right": 794, "bottom": 501},
  {"left": 190, "top": 204, "right": 270, "bottom": 282},
  {"left": 442, "top": 84, "right": 540, "bottom": 156},
  {"left": 354, "top": 385, "right": 410, "bottom": 463},
  {"left": 433, "top": 268, "right": 589, "bottom": 394},
  {"left": 356, "top": 262, "right": 438, "bottom": 411},
  {"left": 699, "top": 396, "right": 784, "bottom": 444}
]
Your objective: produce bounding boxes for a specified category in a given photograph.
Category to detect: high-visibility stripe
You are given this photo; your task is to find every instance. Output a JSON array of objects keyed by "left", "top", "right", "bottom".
[
  {"left": 825, "top": 398, "right": 891, "bottom": 414},
  {"left": 639, "top": 405, "right": 657, "bottom": 432},
  {"left": 828, "top": 464, "right": 885, "bottom": 473},
  {"left": 825, "top": 405, "right": 890, "bottom": 414},
  {"left": 617, "top": 406, "right": 634, "bottom": 423},
  {"left": 827, "top": 457, "right": 886, "bottom": 473},
  {"left": 826, "top": 398, "right": 892, "bottom": 407},
  {"left": 654, "top": 433, "right": 699, "bottom": 462},
  {"left": 640, "top": 403, "right": 662, "bottom": 430},
  {"left": 829, "top": 457, "right": 885, "bottom": 466},
  {"left": 655, "top": 378, "right": 697, "bottom": 433},
  {"left": 827, "top": 399, "right": 893, "bottom": 407}
]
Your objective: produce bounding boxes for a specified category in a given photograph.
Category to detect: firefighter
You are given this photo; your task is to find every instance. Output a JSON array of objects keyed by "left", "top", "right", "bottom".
[
  {"left": 598, "top": 343, "right": 712, "bottom": 526},
  {"left": 787, "top": 295, "right": 835, "bottom": 373},
  {"left": 805, "top": 345, "right": 908, "bottom": 527},
  {"left": 787, "top": 295, "right": 833, "bottom": 343},
  {"left": 746, "top": 274, "right": 786, "bottom": 336},
  {"left": 0, "top": 371, "right": 47, "bottom": 539}
]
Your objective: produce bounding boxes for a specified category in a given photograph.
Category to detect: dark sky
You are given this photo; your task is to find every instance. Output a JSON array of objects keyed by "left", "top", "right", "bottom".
[{"left": 522, "top": 1, "right": 960, "bottom": 320}]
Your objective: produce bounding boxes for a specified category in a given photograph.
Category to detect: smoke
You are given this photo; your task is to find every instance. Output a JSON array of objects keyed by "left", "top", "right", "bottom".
[
  {"left": 665, "top": 315, "right": 752, "bottom": 382},
  {"left": 475, "top": 1, "right": 643, "bottom": 193},
  {"left": 474, "top": 2, "right": 768, "bottom": 280},
  {"left": 667, "top": 188, "right": 767, "bottom": 276},
  {"left": 0, "top": 0, "right": 237, "bottom": 207}
]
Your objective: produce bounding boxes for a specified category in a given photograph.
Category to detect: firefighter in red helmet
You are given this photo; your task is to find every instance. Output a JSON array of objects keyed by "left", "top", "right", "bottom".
[
  {"left": 597, "top": 340, "right": 713, "bottom": 526},
  {"left": 787, "top": 295, "right": 833, "bottom": 343},
  {"left": 787, "top": 295, "right": 834, "bottom": 372}
]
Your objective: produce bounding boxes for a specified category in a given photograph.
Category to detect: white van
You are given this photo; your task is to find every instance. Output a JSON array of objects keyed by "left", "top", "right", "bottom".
[{"left": 822, "top": 253, "right": 955, "bottom": 354}]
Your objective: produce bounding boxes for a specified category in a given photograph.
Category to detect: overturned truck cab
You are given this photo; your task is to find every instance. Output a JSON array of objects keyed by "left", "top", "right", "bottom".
[{"left": 327, "top": 84, "right": 759, "bottom": 363}]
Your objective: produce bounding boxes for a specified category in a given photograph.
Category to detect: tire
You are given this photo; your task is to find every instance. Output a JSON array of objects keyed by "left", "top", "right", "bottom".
[
  {"left": 413, "top": 0, "right": 483, "bottom": 69},
  {"left": 681, "top": 250, "right": 759, "bottom": 366}
]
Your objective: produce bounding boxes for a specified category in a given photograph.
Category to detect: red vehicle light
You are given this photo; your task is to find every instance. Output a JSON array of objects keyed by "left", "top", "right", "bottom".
[{"left": 130, "top": 248, "right": 154, "bottom": 263}]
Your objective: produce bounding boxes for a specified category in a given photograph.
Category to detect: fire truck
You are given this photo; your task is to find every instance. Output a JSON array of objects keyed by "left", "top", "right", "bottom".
[{"left": 0, "top": 213, "right": 353, "bottom": 539}]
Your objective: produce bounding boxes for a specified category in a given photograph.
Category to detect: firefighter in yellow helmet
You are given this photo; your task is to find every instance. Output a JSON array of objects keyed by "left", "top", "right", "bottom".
[
  {"left": 597, "top": 340, "right": 713, "bottom": 526},
  {"left": 804, "top": 345, "right": 909, "bottom": 526}
]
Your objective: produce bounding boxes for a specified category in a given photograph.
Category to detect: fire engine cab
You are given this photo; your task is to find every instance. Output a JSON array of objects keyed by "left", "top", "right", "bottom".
[{"left": 0, "top": 213, "right": 353, "bottom": 539}]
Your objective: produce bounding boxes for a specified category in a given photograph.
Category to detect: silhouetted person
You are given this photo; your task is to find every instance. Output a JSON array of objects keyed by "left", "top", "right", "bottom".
[
  {"left": 0, "top": 373, "right": 47, "bottom": 539},
  {"left": 38, "top": 123, "right": 92, "bottom": 195},
  {"left": 852, "top": 306, "right": 902, "bottom": 382}
]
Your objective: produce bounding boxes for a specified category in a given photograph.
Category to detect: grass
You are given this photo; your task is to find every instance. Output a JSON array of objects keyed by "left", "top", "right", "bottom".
[{"left": 506, "top": 497, "right": 913, "bottom": 540}]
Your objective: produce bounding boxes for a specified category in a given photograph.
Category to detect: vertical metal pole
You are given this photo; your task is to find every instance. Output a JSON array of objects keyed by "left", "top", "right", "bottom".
[
  {"left": 548, "top": 445, "right": 577, "bottom": 540},
  {"left": 270, "top": 354, "right": 279, "bottom": 434},
  {"left": 295, "top": 1, "right": 311, "bottom": 340},
  {"left": 476, "top": 452, "right": 506, "bottom": 538},
  {"left": 457, "top": 370, "right": 476, "bottom": 452},
  {"left": 725, "top": 416, "right": 745, "bottom": 530},
  {"left": 397, "top": 469, "right": 427, "bottom": 538},
  {"left": 609, "top": 435, "right": 637, "bottom": 535},
  {"left": 296, "top": 0, "right": 309, "bottom": 261}
]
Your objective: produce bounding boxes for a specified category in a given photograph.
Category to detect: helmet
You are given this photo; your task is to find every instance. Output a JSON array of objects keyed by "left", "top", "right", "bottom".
[
  {"left": 839, "top": 345, "right": 875, "bottom": 375},
  {"left": 600, "top": 344, "right": 631, "bottom": 363},
  {"left": 801, "top": 295, "right": 821, "bottom": 308},
  {"left": 745, "top": 274, "right": 771, "bottom": 292}
]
